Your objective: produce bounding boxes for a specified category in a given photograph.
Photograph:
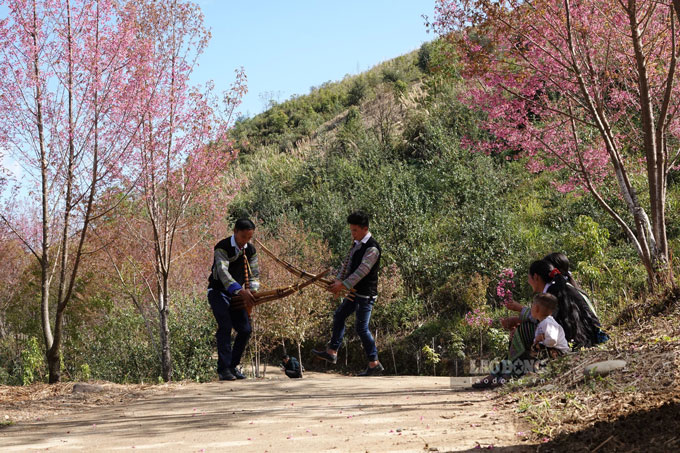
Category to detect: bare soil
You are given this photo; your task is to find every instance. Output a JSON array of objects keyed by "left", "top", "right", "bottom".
[{"left": 0, "top": 374, "right": 533, "bottom": 452}]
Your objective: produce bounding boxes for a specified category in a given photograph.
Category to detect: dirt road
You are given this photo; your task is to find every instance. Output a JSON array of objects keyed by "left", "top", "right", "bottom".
[{"left": 1, "top": 373, "right": 531, "bottom": 452}]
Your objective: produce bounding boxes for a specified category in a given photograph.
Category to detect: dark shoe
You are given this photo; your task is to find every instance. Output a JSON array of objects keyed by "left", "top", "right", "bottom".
[
  {"left": 218, "top": 370, "right": 236, "bottom": 381},
  {"left": 230, "top": 367, "right": 246, "bottom": 380},
  {"left": 312, "top": 349, "right": 337, "bottom": 364},
  {"left": 357, "top": 362, "right": 384, "bottom": 376}
]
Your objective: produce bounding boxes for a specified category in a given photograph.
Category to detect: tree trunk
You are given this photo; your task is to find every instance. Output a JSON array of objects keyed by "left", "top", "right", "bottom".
[
  {"left": 564, "top": 0, "right": 670, "bottom": 289},
  {"left": 432, "top": 337, "right": 436, "bottom": 376},
  {"left": 47, "top": 345, "right": 61, "bottom": 384},
  {"left": 297, "top": 341, "right": 303, "bottom": 376},
  {"left": 40, "top": 261, "right": 52, "bottom": 353},
  {"left": 254, "top": 336, "right": 260, "bottom": 378},
  {"left": 159, "top": 281, "right": 172, "bottom": 382},
  {"left": 390, "top": 343, "right": 397, "bottom": 375},
  {"left": 47, "top": 0, "right": 75, "bottom": 386},
  {"left": 31, "top": 0, "right": 54, "bottom": 371},
  {"left": 627, "top": 0, "right": 671, "bottom": 286}
]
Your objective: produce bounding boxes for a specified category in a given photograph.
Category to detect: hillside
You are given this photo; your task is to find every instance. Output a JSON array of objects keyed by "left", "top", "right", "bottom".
[
  {"left": 214, "top": 37, "right": 680, "bottom": 451},
  {"left": 217, "top": 38, "right": 677, "bottom": 374}
]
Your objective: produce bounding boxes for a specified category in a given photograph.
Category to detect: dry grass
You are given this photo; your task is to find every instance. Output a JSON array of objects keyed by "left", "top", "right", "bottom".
[{"left": 0, "top": 381, "right": 181, "bottom": 424}]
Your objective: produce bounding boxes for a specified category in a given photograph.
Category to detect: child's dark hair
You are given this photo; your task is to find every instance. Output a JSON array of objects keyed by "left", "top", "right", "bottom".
[
  {"left": 347, "top": 211, "right": 369, "bottom": 227},
  {"left": 533, "top": 293, "right": 558, "bottom": 314},
  {"left": 234, "top": 218, "right": 256, "bottom": 231}
]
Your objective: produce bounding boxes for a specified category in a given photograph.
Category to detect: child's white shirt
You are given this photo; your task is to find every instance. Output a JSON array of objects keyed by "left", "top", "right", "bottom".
[{"left": 535, "top": 316, "right": 570, "bottom": 352}]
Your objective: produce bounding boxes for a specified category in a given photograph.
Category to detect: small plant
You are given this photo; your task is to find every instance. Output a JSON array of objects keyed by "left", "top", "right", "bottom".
[
  {"left": 464, "top": 307, "right": 493, "bottom": 359},
  {"left": 448, "top": 333, "right": 466, "bottom": 360},
  {"left": 496, "top": 268, "right": 515, "bottom": 308},
  {"left": 20, "top": 337, "right": 43, "bottom": 385},
  {"left": 486, "top": 327, "right": 510, "bottom": 359},
  {"left": 422, "top": 345, "right": 441, "bottom": 366},
  {"left": 515, "top": 394, "right": 555, "bottom": 438},
  {"left": 78, "top": 363, "right": 92, "bottom": 381},
  {"left": 393, "top": 80, "right": 408, "bottom": 97},
  {"left": 422, "top": 344, "right": 441, "bottom": 375}
]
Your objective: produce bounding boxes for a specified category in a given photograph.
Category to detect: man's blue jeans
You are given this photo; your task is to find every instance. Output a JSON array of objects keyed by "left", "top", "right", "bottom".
[
  {"left": 208, "top": 288, "right": 251, "bottom": 374},
  {"left": 328, "top": 295, "right": 378, "bottom": 361}
]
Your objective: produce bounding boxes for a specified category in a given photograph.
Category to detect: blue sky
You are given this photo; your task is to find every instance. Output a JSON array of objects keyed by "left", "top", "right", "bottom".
[
  {"left": 0, "top": 1, "right": 434, "bottom": 182},
  {"left": 194, "top": 0, "right": 434, "bottom": 117}
]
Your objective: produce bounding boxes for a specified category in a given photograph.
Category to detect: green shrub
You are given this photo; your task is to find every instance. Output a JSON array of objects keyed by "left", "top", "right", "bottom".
[
  {"left": 417, "top": 41, "right": 433, "bottom": 73},
  {"left": 422, "top": 344, "right": 441, "bottom": 366},
  {"left": 381, "top": 67, "right": 402, "bottom": 83},
  {"left": 20, "top": 337, "right": 44, "bottom": 385},
  {"left": 432, "top": 272, "right": 490, "bottom": 315},
  {"left": 169, "top": 297, "right": 215, "bottom": 382},
  {"left": 393, "top": 80, "right": 408, "bottom": 97},
  {"left": 346, "top": 78, "right": 367, "bottom": 106},
  {"left": 78, "top": 363, "right": 91, "bottom": 381}
]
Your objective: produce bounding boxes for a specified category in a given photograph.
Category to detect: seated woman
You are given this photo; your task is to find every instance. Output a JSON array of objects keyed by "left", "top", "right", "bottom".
[
  {"left": 544, "top": 252, "right": 608, "bottom": 344},
  {"left": 544, "top": 253, "right": 600, "bottom": 319},
  {"left": 473, "top": 258, "right": 604, "bottom": 389},
  {"left": 528, "top": 259, "right": 604, "bottom": 349}
]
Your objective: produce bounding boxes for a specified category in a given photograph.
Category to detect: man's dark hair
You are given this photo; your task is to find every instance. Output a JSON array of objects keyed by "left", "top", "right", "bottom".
[
  {"left": 282, "top": 354, "right": 290, "bottom": 361},
  {"left": 347, "top": 211, "right": 369, "bottom": 227},
  {"left": 234, "top": 218, "right": 256, "bottom": 231},
  {"left": 533, "top": 293, "right": 558, "bottom": 314}
]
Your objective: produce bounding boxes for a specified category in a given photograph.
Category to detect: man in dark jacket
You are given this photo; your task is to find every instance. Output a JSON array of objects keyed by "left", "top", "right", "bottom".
[
  {"left": 207, "top": 219, "right": 260, "bottom": 381},
  {"left": 281, "top": 355, "right": 302, "bottom": 379},
  {"left": 313, "top": 211, "right": 383, "bottom": 376}
]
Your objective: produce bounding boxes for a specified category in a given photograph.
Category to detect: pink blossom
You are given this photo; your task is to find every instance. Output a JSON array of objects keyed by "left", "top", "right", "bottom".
[
  {"left": 429, "top": 0, "right": 678, "bottom": 270},
  {"left": 465, "top": 308, "right": 493, "bottom": 329}
]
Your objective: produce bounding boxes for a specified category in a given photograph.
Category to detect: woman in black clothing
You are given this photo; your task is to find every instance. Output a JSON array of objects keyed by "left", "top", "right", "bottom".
[
  {"left": 473, "top": 258, "right": 606, "bottom": 388},
  {"left": 528, "top": 259, "right": 603, "bottom": 349}
]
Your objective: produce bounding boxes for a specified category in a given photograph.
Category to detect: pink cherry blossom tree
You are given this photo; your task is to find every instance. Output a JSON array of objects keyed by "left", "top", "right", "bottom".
[
  {"left": 431, "top": 0, "right": 680, "bottom": 286},
  {"left": 116, "top": 0, "right": 246, "bottom": 381},
  {"left": 0, "top": 0, "right": 149, "bottom": 382}
]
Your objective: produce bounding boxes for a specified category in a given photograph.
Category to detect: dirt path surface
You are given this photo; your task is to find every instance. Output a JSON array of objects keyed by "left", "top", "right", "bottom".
[{"left": 1, "top": 373, "right": 532, "bottom": 452}]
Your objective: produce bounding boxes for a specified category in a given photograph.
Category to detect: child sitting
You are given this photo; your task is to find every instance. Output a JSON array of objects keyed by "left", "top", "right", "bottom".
[{"left": 531, "top": 293, "right": 570, "bottom": 357}]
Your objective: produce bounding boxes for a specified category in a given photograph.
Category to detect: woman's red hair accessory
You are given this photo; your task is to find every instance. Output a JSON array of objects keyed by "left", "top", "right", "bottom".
[{"left": 549, "top": 268, "right": 561, "bottom": 279}]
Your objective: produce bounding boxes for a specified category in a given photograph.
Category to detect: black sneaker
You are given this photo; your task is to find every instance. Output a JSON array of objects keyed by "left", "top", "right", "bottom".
[
  {"left": 312, "top": 349, "right": 337, "bottom": 364},
  {"left": 218, "top": 370, "right": 236, "bottom": 381},
  {"left": 357, "top": 362, "right": 384, "bottom": 376},
  {"left": 230, "top": 367, "right": 246, "bottom": 380}
]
